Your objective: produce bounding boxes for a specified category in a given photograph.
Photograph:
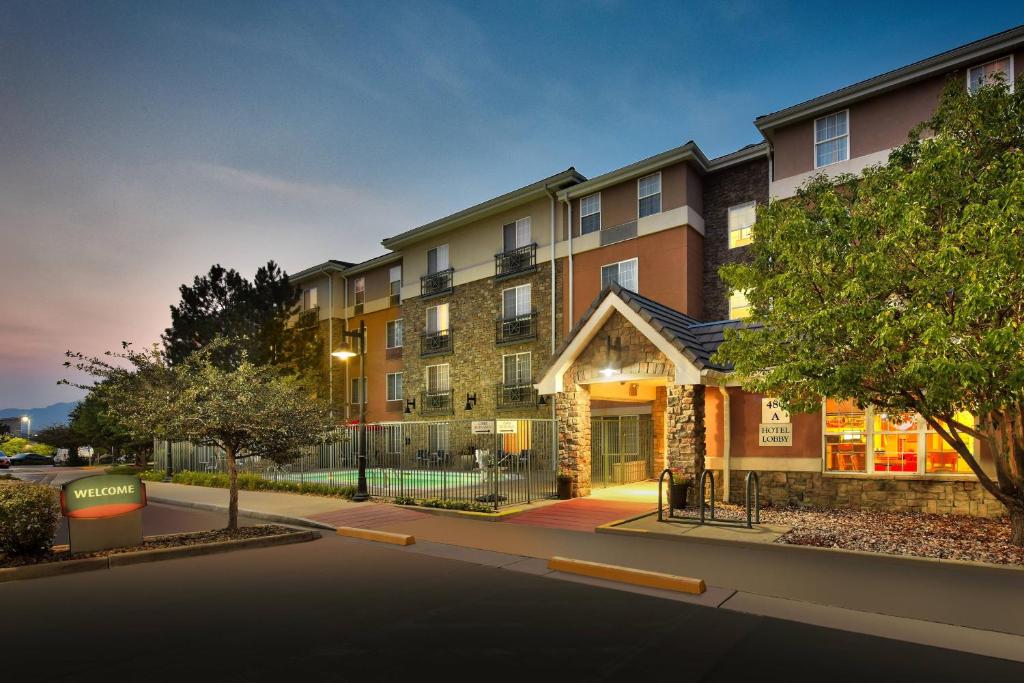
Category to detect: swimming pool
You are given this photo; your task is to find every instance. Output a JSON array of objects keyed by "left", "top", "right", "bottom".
[{"left": 280, "top": 468, "right": 519, "bottom": 488}]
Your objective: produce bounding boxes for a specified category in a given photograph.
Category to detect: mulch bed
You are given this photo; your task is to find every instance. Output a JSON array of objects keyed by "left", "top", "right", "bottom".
[
  {"left": 707, "top": 503, "right": 1023, "bottom": 566},
  {"left": 0, "top": 524, "right": 295, "bottom": 568}
]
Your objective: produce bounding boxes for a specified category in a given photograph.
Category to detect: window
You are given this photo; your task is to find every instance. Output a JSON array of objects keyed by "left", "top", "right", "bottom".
[
  {"left": 427, "top": 244, "right": 449, "bottom": 274},
  {"left": 503, "top": 352, "right": 531, "bottom": 386},
  {"left": 638, "top": 173, "right": 661, "bottom": 218},
  {"left": 729, "top": 290, "right": 751, "bottom": 319},
  {"left": 302, "top": 287, "right": 318, "bottom": 310},
  {"left": 728, "top": 202, "right": 756, "bottom": 249},
  {"left": 386, "top": 372, "right": 403, "bottom": 401},
  {"left": 600, "top": 258, "right": 638, "bottom": 292},
  {"left": 353, "top": 277, "right": 365, "bottom": 314},
  {"left": 426, "top": 364, "right": 450, "bottom": 392},
  {"left": 502, "top": 284, "right": 531, "bottom": 320},
  {"left": 968, "top": 56, "right": 1013, "bottom": 93},
  {"left": 386, "top": 319, "right": 403, "bottom": 349},
  {"left": 502, "top": 217, "right": 531, "bottom": 252},
  {"left": 580, "top": 194, "right": 601, "bottom": 234},
  {"left": 389, "top": 265, "right": 402, "bottom": 306},
  {"left": 425, "top": 303, "right": 449, "bottom": 333},
  {"left": 814, "top": 111, "right": 849, "bottom": 168},
  {"left": 825, "top": 401, "right": 976, "bottom": 475},
  {"left": 350, "top": 377, "right": 366, "bottom": 405}
]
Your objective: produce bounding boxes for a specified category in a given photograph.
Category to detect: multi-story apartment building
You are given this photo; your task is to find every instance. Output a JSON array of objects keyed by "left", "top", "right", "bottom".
[{"left": 290, "top": 25, "right": 1023, "bottom": 517}]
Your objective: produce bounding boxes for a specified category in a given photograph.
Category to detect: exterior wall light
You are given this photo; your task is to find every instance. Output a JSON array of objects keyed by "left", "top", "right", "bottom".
[
  {"left": 600, "top": 335, "right": 623, "bottom": 376},
  {"left": 464, "top": 393, "right": 478, "bottom": 411},
  {"left": 404, "top": 398, "right": 416, "bottom": 415}
]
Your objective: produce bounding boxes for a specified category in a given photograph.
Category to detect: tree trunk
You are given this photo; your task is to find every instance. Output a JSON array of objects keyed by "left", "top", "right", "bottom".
[
  {"left": 1010, "top": 505, "right": 1024, "bottom": 547},
  {"left": 226, "top": 446, "right": 238, "bottom": 532}
]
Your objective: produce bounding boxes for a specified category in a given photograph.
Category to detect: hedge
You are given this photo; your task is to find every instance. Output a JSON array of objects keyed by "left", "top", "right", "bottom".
[
  {"left": 167, "top": 470, "right": 356, "bottom": 498},
  {"left": 0, "top": 480, "right": 61, "bottom": 555}
]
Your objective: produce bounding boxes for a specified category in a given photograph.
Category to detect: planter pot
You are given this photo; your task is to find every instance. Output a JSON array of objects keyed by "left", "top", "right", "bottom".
[
  {"left": 556, "top": 478, "right": 573, "bottom": 500},
  {"left": 669, "top": 482, "right": 691, "bottom": 509}
]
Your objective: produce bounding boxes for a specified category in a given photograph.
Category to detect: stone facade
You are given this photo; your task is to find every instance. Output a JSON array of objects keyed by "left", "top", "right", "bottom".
[
  {"left": 702, "top": 157, "right": 769, "bottom": 321},
  {"left": 720, "top": 469, "right": 1006, "bottom": 518},
  {"left": 402, "top": 265, "right": 560, "bottom": 421},
  {"left": 665, "top": 384, "right": 705, "bottom": 478},
  {"left": 556, "top": 383, "right": 591, "bottom": 496}
]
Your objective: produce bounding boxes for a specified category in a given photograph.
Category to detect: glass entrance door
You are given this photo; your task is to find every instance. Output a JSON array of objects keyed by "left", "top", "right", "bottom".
[{"left": 590, "top": 415, "right": 653, "bottom": 488}]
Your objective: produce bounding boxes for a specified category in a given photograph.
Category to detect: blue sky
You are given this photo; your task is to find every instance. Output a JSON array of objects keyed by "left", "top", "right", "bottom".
[{"left": 2, "top": 0, "right": 1022, "bottom": 407}]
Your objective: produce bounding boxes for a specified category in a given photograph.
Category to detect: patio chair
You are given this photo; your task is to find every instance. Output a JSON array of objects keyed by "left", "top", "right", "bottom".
[{"left": 415, "top": 449, "right": 430, "bottom": 469}]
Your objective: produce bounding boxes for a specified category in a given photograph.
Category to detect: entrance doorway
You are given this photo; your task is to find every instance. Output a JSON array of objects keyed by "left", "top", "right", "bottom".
[{"left": 590, "top": 415, "right": 653, "bottom": 488}]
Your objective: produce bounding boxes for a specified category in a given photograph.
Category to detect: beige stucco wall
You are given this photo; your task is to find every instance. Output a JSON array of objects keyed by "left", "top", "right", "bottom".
[{"left": 292, "top": 270, "right": 346, "bottom": 321}]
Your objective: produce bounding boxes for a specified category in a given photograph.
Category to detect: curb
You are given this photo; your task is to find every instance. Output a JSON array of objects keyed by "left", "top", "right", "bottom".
[
  {"left": 0, "top": 530, "right": 319, "bottom": 583},
  {"left": 596, "top": 514, "right": 1024, "bottom": 575},
  {"left": 548, "top": 556, "right": 706, "bottom": 594},
  {"left": 146, "top": 496, "right": 337, "bottom": 531},
  {"left": 336, "top": 527, "right": 415, "bottom": 545}
]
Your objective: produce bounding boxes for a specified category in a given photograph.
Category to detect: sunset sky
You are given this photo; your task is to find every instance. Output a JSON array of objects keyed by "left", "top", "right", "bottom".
[{"left": 2, "top": 1, "right": 1022, "bottom": 408}]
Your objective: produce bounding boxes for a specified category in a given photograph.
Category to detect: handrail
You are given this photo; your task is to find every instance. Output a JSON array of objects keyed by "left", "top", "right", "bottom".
[
  {"left": 744, "top": 471, "right": 761, "bottom": 529},
  {"left": 657, "top": 468, "right": 675, "bottom": 522},
  {"left": 698, "top": 469, "right": 715, "bottom": 524}
]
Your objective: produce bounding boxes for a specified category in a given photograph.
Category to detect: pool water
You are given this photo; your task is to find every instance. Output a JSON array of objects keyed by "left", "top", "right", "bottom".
[{"left": 281, "top": 469, "right": 517, "bottom": 488}]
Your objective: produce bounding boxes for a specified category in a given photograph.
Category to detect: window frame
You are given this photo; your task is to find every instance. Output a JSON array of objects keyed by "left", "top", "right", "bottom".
[
  {"left": 302, "top": 287, "right": 318, "bottom": 310},
  {"left": 501, "top": 284, "right": 531, "bottom": 320},
  {"left": 425, "top": 303, "right": 449, "bottom": 333},
  {"left": 425, "top": 363, "right": 450, "bottom": 393},
  {"left": 502, "top": 217, "right": 532, "bottom": 252},
  {"left": 727, "top": 201, "right": 757, "bottom": 249},
  {"left": 728, "top": 289, "right": 751, "bottom": 319},
  {"left": 637, "top": 172, "right": 662, "bottom": 218},
  {"left": 580, "top": 193, "right": 601, "bottom": 234},
  {"left": 389, "top": 265, "right": 402, "bottom": 305},
  {"left": 600, "top": 257, "right": 638, "bottom": 292},
  {"left": 386, "top": 319, "right": 403, "bottom": 349},
  {"left": 350, "top": 376, "right": 367, "bottom": 405},
  {"left": 353, "top": 276, "right": 365, "bottom": 311},
  {"left": 386, "top": 372, "right": 404, "bottom": 401},
  {"left": 502, "top": 352, "right": 532, "bottom": 386},
  {"left": 966, "top": 55, "right": 1015, "bottom": 94},
  {"left": 813, "top": 109, "right": 850, "bottom": 169},
  {"left": 426, "top": 244, "right": 449, "bottom": 275}
]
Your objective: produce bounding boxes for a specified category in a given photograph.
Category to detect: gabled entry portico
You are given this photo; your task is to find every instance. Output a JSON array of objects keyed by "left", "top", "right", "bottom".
[{"left": 537, "top": 284, "right": 742, "bottom": 497}]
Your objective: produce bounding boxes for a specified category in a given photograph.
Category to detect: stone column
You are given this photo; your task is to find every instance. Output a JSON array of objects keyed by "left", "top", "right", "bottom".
[
  {"left": 665, "top": 384, "right": 705, "bottom": 479},
  {"left": 555, "top": 382, "right": 591, "bottom": 497},
  {"left": 651, "top": 385, "right": 668, "bottom": 473}
]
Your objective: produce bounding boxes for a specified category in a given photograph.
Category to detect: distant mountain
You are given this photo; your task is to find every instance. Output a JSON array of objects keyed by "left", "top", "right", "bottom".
[{"left": 0, "top": 402, "right": 78, "bottom": 431}]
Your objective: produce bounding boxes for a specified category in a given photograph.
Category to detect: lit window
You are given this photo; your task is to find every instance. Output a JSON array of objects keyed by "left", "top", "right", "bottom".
[
  {"left": 502, "top": 217, "right": 531, "bottom": 252},
  {"left": 824, "top": 399, "right": 867, "bottom": 472},
  {"left": 925, "top": 413, "right": 974, "bottom": 474},
  {"left": 302, "top": 287, "right": 318, "bottom": 310},
  {"left": 427, "top": 244, "right": 449, "bottom": 274},
  {"left": 386, "top": 319, "right": 403, "bottom": 349},
  {"left": 873, "top": 413, "right": 920, "bottom": 473},
  {"left": 425, "top": 303, "right": 449, "bottom": 333},
  {"left": 503, "top": 352, "right": 531, "bottom": 386},
  {"left": 389, "top": 265, "right": 402, "bottom": 306},
  {"left": 601, "top": 258, "right": 638, "bottom": 292},
  {"left": 386, "top": 372, "right": 403, "bottom": 401},
  {"left": 814, "top": 111, "right": 849, "bottom": 168},
  {"left": 638, "top": 173, "right": 661, "bottom": 218},
  {"left": 729, "top": 290, "right": 751, "bottom": 319},
  {"left": 728, "top": 202, "right": 756, "bottom": 248},
  {"left": 968, "top": 56, "right": 1013, "bottom": 94},
  {"left": 580, "top": 194, "right": 601, "bottom": 234},
  {"left": 502, "top": 284, "right": 531, "bottom": 320}
]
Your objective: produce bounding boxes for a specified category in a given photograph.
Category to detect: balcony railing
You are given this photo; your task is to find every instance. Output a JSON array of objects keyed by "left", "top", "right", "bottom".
[
  {"left": 421, "top": 268, "right": 454, "bottom": 298},
  {"left": 496, "top": 311, "right": 537, "bottom": 345},
  {"left": 495, "top": 243, "right": 537, "bottom": 280},
  {"left": 421, "top": 390, "right": 454, "bottom": 416},
  {"left": 496, "top": 382, "right": 537, "bottom": 410},
  {"left": 420, "top": 328, "right": 453, "bottom": 357},
  {"left": 295, "top": 307, "right": 320, "bottom": 329}
]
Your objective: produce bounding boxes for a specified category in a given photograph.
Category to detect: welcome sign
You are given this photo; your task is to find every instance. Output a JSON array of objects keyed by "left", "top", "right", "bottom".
[{"left": 61, "top": 474, "right": 147, "bottom": 519}]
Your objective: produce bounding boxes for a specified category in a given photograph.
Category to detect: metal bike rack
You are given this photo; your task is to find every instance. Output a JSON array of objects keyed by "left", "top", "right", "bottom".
[{"left": 657, "top": 468, "right": 762, "bottom": 529}]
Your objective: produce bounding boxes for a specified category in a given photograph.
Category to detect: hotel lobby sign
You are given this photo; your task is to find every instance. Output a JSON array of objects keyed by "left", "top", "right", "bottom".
[
  {"left": 759, "top": 398, "right": 792, "bottom": 447},
  {"left": 60, "top": 474, "right": 147, "bottom": 553}
]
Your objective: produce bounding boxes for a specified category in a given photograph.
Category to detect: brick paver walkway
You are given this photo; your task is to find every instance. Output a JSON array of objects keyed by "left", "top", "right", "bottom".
[{"left": 504, "top": 498, "right": 654, "bottom": 532}]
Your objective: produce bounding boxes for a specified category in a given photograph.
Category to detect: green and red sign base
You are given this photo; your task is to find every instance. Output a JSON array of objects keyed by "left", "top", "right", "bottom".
[{"left": 61, "top": 474, "right": 148, "bottom": 553}]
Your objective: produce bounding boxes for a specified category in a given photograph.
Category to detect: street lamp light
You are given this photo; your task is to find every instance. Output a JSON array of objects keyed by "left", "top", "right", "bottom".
[
  {"left": 21, "top": 415, "right": 30, "bottom": 437},
  {"left": 335, "top": 321, "right": 369, "bottom": 502}
]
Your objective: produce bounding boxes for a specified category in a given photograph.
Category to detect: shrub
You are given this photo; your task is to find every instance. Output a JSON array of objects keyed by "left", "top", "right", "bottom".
[
  {"left": 138, "top": 470, "right": 166, "bottom": 482},
  {"left": 0, "top": 481, "right": 62, "bottom": 556},
  {"left": 419, "top": 498, "right": 494, "bottom": 513},
  {"left": 105, "top": 465, "right": 142, "bottom": 475},
  {"left": 393, "top": 496, "right": 416, "bottom": 506},
  {"left": 169, "top": 470, "right": 356, "bottom": 498}
]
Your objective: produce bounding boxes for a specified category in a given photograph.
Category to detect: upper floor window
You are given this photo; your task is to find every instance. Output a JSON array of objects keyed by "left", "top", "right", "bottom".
[
  {"left": 968, "top": 56, "right": 1013, "bottom": 93},
  {"left": 502, "top": 284, "right": 531, "bottom": 320},
  {"left": 386, "top": 319, "right": 403, "bottom": 349},
  {"left": 728, "top": 202, "right": 756, "bottom": 249},
  {"left": 503, "top": 352, "right": 532, "bottom": 386},
  {"left": 386, "top": 372, "right": 404, "bottom": 402},
  {"left": 814, "top": 111, "right": 849, "bottom": 168},
  {"left": 353, "top": 277, "right": 365, "bottom": 313},
  {"left": 601, "top": 258, "right": 638, "bottom": 292},
  {"left": 301, "top": 287, "right": 318, "bottom": 310},
  {"left": 503, "top": 217, "right": 531, "bottom": 252},
  {"left": 638, "top": 173, "right": 662, "bottom": 218},
  {"left": 580, "top": 194, "right": 601, "bottom": 234},
  {"left": 426, "top": 303, "right": 449, "bottom": 333},
  {"left": 729, "top": 289, "right": 751, "bottom": 319},
  {"left": 426, "top": 363, "right": 450, "bottom": 392},
  {"left": 389, "top": 265, "right": 402, "bottom": 306},
  {"left": 350, "top": 376, "right": 366, "bottom": 405},
  {"left": 427, "top": 244, "right": 449, "bottom": 274}
]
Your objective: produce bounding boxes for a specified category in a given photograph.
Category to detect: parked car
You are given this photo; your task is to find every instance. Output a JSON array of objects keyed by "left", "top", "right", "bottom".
[
  {"left": 0, "top": 451, "right": 10, "bottom": 469},
  {"left": 9, "top": 452, "right": 54, "bottom": 466}
]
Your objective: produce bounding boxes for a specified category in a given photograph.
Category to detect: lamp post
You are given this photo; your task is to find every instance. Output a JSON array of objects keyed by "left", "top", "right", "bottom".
[
  {"left": 332, "top": 319, "right": 369, "bottom": 502},
  {"left": 20, "top": 415, "right": 30, "bottom": 438}
]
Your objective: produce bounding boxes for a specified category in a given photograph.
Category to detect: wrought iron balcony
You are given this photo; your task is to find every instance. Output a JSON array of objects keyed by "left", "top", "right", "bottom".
[
  {"left": 496, "top": 311, "right": 537, "bottom": 345},
  {"left": 295, "top": 307, "right": 320, "bottom": 329},
  {"left": 496, "top": 382, "right": 537, "bottom": 410},
  {"left": 420, "top": 268, "right": 454, "bottom": 298},
  {"left": 421, "top": 390, "right": 454, "bottom": 416},
  {"left": 420, "top": 328, "right": 453, "bottom": 357},
  {"left": 495, "top": 243, "right": 537, "bottom": 280}
]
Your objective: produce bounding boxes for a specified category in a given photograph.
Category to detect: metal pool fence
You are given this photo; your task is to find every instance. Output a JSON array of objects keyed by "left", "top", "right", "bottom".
[{"left": 153, "top": 419, "right": 557, "bottom": 509}]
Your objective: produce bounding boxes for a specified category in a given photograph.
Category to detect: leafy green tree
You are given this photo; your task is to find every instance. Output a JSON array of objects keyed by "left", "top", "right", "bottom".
[
  {"left": 68, "top": 390, "right": 151, "bottom": 464},
  {"left": 65, "top": 340, "right": 333, "bottom": 530},
  {"left": 718, "top": 76, "right": 1024, "bottom": 543},
  {"left": 161, "top": 261, "right": 321, "bottom": 383}
]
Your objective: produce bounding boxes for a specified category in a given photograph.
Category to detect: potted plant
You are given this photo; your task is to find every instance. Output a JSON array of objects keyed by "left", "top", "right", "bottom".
[
  {"left": 668, "top": 470, "right": 691, "bottom": 509},
  {"left": 556, "top": 473, "right": 573, "bottom": 500}
]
